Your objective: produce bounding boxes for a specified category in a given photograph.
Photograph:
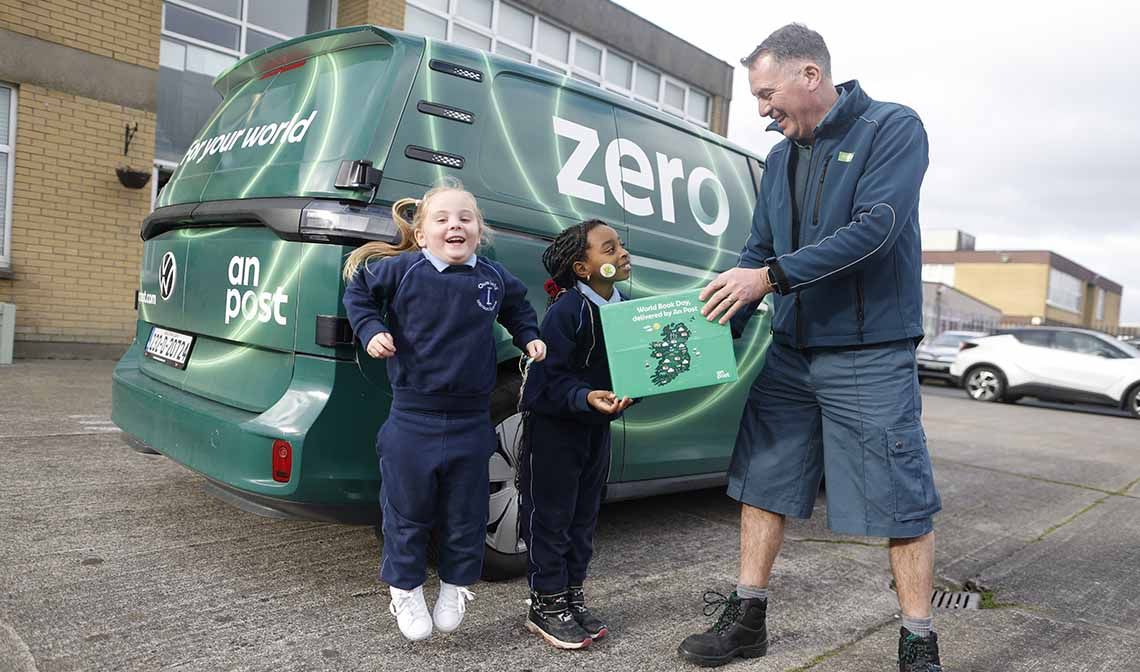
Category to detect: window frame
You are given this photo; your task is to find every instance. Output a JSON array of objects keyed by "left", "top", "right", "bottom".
[
  {"left": 405, "top": 0, "right": 712, "bottom": 127},
  {"left": 164, "top": 0, "right": 301, "bottom": 55},
  {"left": 0, "top": 81, "right": 15, "bottom": 270},
  {"left": 1046, "top": 267, "right": 1083, "bottom": 314}
]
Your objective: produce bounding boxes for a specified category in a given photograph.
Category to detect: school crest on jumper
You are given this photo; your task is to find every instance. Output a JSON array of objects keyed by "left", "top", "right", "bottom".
[{"left": 476, "top": 280, "right": 500, "bottom": 312}]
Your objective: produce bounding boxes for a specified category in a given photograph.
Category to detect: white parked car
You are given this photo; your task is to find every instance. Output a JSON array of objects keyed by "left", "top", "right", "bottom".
[{"left": 950, "top": 327, "right": 1140, "bottom": 418}]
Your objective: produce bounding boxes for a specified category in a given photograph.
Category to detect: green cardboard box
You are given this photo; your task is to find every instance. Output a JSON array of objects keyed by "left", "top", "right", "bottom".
[{"left": 600, "top": 289, "right": 739, "bottom": 399}]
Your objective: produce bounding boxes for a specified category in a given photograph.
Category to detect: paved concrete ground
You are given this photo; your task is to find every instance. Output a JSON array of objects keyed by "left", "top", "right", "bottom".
[{"left": 2, "top": 362, "right": 1139, "bottom": 671}]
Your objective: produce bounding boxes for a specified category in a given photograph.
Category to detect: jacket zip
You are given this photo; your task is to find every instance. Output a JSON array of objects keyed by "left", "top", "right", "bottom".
[
  {"left": 855, "top": 271, "right": 865, "bottom": 341},
  {"left": 811, "top": 160, "right": 830, "bottom": 227}
]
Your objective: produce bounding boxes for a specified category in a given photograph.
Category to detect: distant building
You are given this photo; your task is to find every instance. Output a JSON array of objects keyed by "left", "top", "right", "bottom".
[
  {"left": 920, "top": 230, "right": 1123, "bottom": 331},
  {"left": 922, "top": 282, "right": 1002, "bottom": 336}
]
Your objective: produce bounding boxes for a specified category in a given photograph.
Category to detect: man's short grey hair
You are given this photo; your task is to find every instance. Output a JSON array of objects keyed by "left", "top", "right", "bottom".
[{"left": 741, "top": 23, "right": 831, "bottom": 79}]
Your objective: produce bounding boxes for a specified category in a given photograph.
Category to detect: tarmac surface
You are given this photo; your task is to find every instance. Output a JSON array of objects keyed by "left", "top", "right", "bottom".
[{"left": 2, "top": 361, "right": 1139, "bottom": 671}]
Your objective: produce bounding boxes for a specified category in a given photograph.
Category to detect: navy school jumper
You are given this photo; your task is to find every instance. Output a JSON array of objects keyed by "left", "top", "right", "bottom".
[
  {"left": 343, "top": 249, "right": 539, "bottom": 589},
  {"left": 519, "top": 284, "right": 625, "bottom": 594}
]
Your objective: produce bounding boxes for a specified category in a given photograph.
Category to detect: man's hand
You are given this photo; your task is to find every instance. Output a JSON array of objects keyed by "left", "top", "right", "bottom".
[
  {"left": 526, "top": 339, "right": 547, "bottom": 362},
  {"left": 366, "top": 332, "right": 396, "bottom": 358},
  {"left": 700, "top": 267, "right": 773, "bottom": 325},
  {"left": 586, "top": 390, "right": 634, "bottom": 415}
]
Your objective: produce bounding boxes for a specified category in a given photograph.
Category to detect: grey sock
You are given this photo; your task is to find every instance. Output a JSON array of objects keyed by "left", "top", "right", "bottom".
[
  {"left": 901, "top": 614, "right": 933, "bottom": 638},
  {"left": 736, "top": 584, "right": 767, "bottom": 602}
]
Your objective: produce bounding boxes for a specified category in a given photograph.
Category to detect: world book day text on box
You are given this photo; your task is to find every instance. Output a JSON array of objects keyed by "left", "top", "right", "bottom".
[{"left": 631, "top": 297, "right": 699, "bottom": 323}]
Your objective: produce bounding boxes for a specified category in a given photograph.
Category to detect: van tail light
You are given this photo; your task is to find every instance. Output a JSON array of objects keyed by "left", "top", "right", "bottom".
[
  {"left": 272, "top": 440, "right": 293, "bottom": 483},
  {"left": 300, "top": 200, "right": 398, "bottom": 244}
]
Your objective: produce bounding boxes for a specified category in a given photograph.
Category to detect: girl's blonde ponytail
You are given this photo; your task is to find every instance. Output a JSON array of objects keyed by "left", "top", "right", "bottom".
[
  {"left": 341, "top": 176, "right": 487, "bottom": 281},
  {"left": 342, "top": 197, "right": 420, "bottom": 281}
]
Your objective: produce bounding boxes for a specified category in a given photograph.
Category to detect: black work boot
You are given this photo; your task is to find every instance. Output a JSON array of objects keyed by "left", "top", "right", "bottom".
[
  {"left": 567, "top": 585, "right": 608, "bottom": 640},
  {"left": 526, "top": 590, "right": 592, "bottom": 650},
  {"left": 677, "top": 591, "right": 768, "bottom": 667},
  {"left": 898, "top": 627, "right": 942, "bottom": 671}
]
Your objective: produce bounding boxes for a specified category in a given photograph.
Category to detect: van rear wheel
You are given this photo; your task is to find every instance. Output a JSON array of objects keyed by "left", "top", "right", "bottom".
[{"left": 483, "top": 365, "right": 528, "bottom": 581}]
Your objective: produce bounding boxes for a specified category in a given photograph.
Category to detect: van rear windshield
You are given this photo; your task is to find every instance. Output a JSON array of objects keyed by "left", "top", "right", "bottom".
[{"left": 159, "top": 43, "right": 401, "bottom": 207}]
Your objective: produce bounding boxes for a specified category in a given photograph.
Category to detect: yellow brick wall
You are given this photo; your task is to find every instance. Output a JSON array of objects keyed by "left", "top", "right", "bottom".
[
  {"left": 953, "top": 262, "right": 1050, "bottom": 321},
  {"left": 1, "top": 84, "right": 154, "bottom": 346},
  {"left": 0, "top": 0, "right": 161, "bottom": 69},
  {"left": 1044, "top": 305, "right": 1082, "bottom": 327},
  {"left": 1090, "top": 290, "right": 1123, "bottom": 332},
  {"left": 337, "top": 0, "right": 405, "bottom": 29}
]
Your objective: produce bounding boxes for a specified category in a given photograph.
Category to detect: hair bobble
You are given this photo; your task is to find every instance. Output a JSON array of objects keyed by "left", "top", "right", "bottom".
[{"left": 543, "top": 278, "right": 562, "bottom": 298}]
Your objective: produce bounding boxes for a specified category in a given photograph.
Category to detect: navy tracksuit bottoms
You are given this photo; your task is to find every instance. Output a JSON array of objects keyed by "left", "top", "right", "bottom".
[
  {"left": 376, "top": 407, "right": 494, "bottom": 590},
  {"left": 518, "top": 412, "right": 611, "bottom": 594}
]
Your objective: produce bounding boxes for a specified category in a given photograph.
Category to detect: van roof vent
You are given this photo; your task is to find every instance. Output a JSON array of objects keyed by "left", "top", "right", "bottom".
[
  {"left": 405, "top": 145, "right": 464, "bottom": 169},
  {"left": 416, "top": 101, "right": 475, "bottom": 124},
  {"left": 429, "top": 59, "right": 483, "bottom": 82}
]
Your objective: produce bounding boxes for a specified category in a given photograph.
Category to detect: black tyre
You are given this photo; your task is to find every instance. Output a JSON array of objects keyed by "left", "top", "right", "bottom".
[
  {"left": 964, "top": 366, "right": 1005, "bottom": 402},
  {"left": 1126, "top": 383, "right": 1140, "bottom": 420},
  {"left": 482, "top": 364, "right": 529, "bottom": 580}
]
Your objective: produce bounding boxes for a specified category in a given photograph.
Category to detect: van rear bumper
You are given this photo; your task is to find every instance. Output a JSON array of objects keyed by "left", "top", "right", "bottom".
[{"left": 112, "top": 341, "right": 382, "bottom": 523}]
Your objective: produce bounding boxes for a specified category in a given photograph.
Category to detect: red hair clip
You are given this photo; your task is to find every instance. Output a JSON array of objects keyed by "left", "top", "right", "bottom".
[{"left": 543, "top": 278, "right": 561, "bottom": 298}]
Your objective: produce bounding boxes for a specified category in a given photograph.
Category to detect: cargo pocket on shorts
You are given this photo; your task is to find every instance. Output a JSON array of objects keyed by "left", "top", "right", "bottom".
[{"left": 886, "top": 423, "right": 939, "bottom": 522}]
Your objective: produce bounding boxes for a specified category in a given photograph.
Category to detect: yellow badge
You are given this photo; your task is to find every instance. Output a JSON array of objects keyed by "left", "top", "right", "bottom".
[{"left": 837, "top": 151, "right": 855, "bottom": 163}]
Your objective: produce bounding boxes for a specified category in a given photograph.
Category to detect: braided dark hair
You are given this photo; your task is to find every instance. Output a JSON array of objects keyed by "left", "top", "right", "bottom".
[{"left": 541, "top": 219, "right": 607, "bottom": 305}]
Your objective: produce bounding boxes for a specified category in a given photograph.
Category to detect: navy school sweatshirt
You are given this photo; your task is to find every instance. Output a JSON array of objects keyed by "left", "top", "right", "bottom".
[
  {"left": 520, "top": 287, "right": 625, "bottom": 425},
  {"left": 343, "top": 250, "right": 540, "bottom": 413}
]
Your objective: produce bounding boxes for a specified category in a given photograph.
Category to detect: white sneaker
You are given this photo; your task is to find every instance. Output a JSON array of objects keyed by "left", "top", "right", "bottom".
[
  {"left": 389, "top": 585, "right": 433, "bottom": 641},
  {"left": 433, "top": 581, "right": 475, "bottom": 633}
]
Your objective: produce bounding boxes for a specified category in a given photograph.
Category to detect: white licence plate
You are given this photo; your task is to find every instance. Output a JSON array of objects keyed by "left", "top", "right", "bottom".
[{"left": 144, "top": 327, "right": 195, "bottom": 370}]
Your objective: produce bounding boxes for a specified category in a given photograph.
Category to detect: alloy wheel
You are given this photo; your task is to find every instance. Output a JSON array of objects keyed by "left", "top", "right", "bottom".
[
  {"left": 966, "top": 369, "right": 1000, "bottom": 401},
  {"left": 487, "top": 411, "right": 527, "bottom": 555}
]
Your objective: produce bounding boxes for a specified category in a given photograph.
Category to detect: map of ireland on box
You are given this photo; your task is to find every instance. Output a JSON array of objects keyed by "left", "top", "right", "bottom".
[{"left": 599, "top": 290, "right": 739, "bottom": 399}]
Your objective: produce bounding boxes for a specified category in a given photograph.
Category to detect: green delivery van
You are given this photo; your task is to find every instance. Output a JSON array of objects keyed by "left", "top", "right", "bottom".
[{"left": 111, "top": 25, "right": 771, "bottom": 579}]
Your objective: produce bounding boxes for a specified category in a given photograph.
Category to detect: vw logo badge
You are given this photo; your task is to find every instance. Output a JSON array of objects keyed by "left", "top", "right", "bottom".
[{"left": 159, "top": 251, "right": 177, "bottom": 301}]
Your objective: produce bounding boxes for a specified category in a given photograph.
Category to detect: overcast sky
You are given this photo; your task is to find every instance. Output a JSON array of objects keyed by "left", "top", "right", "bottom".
[{"left": 614, "top": 0, "right": 1140, "bottom": 324}]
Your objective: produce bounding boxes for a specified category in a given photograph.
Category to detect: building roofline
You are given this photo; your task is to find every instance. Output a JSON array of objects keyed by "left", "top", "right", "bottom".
[
  {"left": 922, "top": 250, "right": 1123, "bottom": 294},
  {"left": 922, "top": 281, "right": 1004, "bottom": 314}
]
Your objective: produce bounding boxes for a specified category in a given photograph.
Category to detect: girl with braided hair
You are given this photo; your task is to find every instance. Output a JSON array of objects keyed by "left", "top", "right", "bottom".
[
  {"left": 342, "top": 177, "right": 546, "bottom": 641},
  {"left": 517, "top": 219, "right": 634, "bottom": 649}
]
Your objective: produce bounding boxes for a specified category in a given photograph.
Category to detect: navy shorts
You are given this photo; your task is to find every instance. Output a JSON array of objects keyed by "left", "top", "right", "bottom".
[{"left": 727, "top": 339, "right": 941, "bottom": 538}]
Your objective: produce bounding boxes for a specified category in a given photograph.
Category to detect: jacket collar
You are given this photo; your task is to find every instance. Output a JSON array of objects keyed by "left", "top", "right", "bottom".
[
  {"left": 576, "top": 281, "right": 623, "bottom": 307},
  {"left": 765, "top": 80, "right": 870, "bottom": 140}
]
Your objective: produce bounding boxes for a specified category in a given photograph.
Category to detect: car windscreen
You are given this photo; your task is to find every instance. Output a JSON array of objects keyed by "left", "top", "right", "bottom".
[{"left": 1113, "top": 339, "right": 1140, "bottom": 358}]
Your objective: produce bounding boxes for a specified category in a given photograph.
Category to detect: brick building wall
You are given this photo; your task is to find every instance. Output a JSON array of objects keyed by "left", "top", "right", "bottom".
[
  {"left": 337, "top": 0, "right": 405, "bottom": 29},
  {"left": 0, "top": 0, "right": 160, "bottom": 68},
  {"left": 0, "top": 0, "right": 160, "bottom": 357}
]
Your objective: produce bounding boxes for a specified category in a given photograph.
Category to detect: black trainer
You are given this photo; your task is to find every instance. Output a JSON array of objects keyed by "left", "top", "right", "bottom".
[
  {"left": 526, "top": 590, "right": 592, "bottom": 650},
  {"left": 677, "top": 591, "right": 768, "bottom": 667},
  {"left": 567, "top": 585, "right": 608, "bottom": 640},
  {"left": 898, "top": 627, "right": 942, "bottom": 672}
]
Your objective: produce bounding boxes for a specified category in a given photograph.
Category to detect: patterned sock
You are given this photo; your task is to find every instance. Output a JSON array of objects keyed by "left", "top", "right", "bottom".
[
  {"left": 901, "top": 614, "right": 933, "bottom": 638},
  {"left": 736, "top": 584, "right": 768, "bottom": 602}
]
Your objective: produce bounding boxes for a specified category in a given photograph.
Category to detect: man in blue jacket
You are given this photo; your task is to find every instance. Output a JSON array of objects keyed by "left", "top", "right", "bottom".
[{"left": 679, "top": 24, "right": 943, "bottom": 671}]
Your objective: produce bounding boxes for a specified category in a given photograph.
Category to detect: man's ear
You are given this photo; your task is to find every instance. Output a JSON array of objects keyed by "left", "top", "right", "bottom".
[
  {"left": 572, "top": 260, "right": 591, "bottom": 281},
  {"left": 803, "top": 63, "right": 823, "bottom": 91}
]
